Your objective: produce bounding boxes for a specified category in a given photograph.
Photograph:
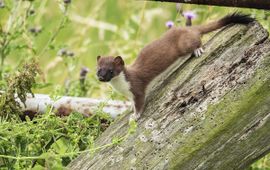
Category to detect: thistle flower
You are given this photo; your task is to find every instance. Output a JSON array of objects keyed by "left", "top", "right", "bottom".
[
  {"left": 183, "top": 11, "right": 197, "bottom": 26},
  {"left": 166, "top": 21, "right": 174, "bottom": 29},
  {"left": 57, "top": 48, "right": 67, "bottom": 56},
  {"left": 67, "top": 51, "right": 75, "bottom": 57},
  {"left": 183, "top": 11, "right": 197, "bottom": 20},
  {"left": 28, "top": 26, "right": 42, "bottom": 35},
  {"left": 80, "top": 67, "right": 89, "bottom": 87},
  {"left": 80, "top": 67, "right": 89, "bottom": 80},
  {"left": 57, "top": 48, "right": 75, "bottom": 57}
]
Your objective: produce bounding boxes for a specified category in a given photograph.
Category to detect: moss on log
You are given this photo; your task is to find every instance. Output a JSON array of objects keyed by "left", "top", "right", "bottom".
[{"left": 68, "top": 22, "right": 270, "bottom": 170}]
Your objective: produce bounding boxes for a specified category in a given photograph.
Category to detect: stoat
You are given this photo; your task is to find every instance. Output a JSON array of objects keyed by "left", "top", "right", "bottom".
[{"left": 96, "top": 13, "right": 254, "bottom": 120}]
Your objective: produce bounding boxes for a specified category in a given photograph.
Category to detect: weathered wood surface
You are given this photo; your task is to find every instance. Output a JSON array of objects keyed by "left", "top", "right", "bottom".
[
  {"left": 148, "top": 0, "right": 270, "bottom": 10},
  {"left": 20, "top": 93, "right": 130, "bottom": 118},
  {"left": 69, "top": 22, "right": 270, "bottom": 170}
]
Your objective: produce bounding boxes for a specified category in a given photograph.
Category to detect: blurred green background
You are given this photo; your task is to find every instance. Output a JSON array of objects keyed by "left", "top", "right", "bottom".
[
  {"left": 0, "top": 0, "right": 269, "bottom": 98},
  {"left": 0, "top": 0, "right": 269, "bottom": 169}
]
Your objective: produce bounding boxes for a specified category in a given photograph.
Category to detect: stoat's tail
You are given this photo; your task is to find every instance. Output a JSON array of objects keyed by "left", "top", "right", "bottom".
[{"left": 195, "top": 12, "right": 255, "bottom": 35}]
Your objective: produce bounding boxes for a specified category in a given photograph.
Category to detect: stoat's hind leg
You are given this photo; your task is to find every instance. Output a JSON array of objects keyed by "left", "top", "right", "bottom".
[
  {"left": 193, "top": 47, "right": 204, "bottom": 57},
  {"left": 129, "top": 112, "right": 141, "bottom": 122}
]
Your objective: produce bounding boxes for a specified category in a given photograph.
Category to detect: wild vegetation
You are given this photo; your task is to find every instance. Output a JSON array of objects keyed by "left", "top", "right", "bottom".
[{"left": 0, "top": 0, "right": 269, "bottom": 169}]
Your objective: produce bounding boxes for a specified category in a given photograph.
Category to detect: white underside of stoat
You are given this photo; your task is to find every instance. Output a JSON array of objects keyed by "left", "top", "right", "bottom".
[{"left": 109, "top": 72, "right": 134, "bottom": 101}]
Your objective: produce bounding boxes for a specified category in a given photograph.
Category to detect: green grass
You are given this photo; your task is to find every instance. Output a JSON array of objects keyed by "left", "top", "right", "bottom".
[{"left": 0, "top": 0, "right": 269, "bottom": 169}]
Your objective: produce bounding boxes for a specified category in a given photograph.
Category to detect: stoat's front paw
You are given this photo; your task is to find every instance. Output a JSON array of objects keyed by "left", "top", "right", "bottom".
[
  {"left": 129, "top": 112, "right": 141, "bottom": 122},
  {"left": 193, "top": 47, "right": 204, "bottom": 57}
]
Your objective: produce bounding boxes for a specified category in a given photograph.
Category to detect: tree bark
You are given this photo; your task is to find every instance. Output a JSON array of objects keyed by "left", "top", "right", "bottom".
[
  {"left": 147, "top": 0, "right": 270, "bottom": 10},
  {"left": 68, "top": 22, "right": 270, "bottom": 170}
]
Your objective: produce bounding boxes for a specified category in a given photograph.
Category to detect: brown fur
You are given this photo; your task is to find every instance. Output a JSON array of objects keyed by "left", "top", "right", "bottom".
[{"left": 97, "top": 13, "right": 254, "bottom": 120}]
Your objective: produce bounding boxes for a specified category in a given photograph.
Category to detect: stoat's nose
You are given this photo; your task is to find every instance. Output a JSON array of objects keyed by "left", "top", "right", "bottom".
[{"left": 98, "top": 76, "right": 105, "bottom": 81}]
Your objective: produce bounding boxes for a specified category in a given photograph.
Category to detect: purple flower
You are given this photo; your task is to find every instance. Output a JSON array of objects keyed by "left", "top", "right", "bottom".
[
  {"left": 166, "top": 21, "right": 174, "bottom": 28},
  {"left": 183, "top": 11, "right": 197, "bottom": 20},
  {"left": 57, "top": 48, "right": 67, "bottom": 56},
  {"left": 80, "top": 67, "right": 89, "bottom": 79}
]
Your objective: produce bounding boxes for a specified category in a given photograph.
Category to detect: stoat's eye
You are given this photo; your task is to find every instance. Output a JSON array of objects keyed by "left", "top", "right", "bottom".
[{"left": 109, "top": 69, "right": 113, "bottom": 74}]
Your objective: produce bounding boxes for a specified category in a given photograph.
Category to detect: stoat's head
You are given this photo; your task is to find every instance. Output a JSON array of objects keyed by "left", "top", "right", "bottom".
[{"left": 96, "top": 55, "right": 125, "bottom": 82}]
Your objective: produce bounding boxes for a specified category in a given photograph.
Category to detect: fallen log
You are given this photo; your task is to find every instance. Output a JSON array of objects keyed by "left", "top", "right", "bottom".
[
  {"left": 148, "top": 0, "right": 270, "bottom": 10},
  {"left": 69, "top": 21, "right": 270, "bottom": 169},
  {"left": 20, "top": 93, "right": 131, "bottom": 118}
]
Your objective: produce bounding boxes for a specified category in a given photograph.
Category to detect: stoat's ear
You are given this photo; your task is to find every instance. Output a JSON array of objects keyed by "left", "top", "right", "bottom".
[
  {"left": 97, "top": 55, "right": 101, "bottom": 62},
  {"left": 114, "top": 56, "right": 124, "bottom": 66}
]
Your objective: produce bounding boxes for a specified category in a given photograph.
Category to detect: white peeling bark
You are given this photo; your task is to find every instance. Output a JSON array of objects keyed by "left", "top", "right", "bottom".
[{"left": 20, "top": 93, "right": 131, "bottom": 118}]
